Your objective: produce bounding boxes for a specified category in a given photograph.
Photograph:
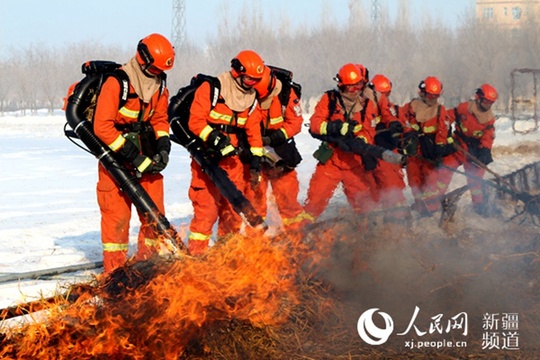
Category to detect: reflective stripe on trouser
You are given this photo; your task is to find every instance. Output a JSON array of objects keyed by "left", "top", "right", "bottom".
[
  {"left": 304, "top": 161, "right": 377, "bottom": 219},
  {"left": 188, "top": 156, "right": 244, "bottom": 240},
  {"left": 97, "top": 163, "right": 164, "bottom": 273},
  {"left": 282, "top": 210, "right": 313, "bottom": 230},
  {"left": 407, "top": 155, "right": 458, "bottom": 212},
  {"left": 244, "top": 167, "right": 307, "bottom": 229},
  {"left": 188, "top": 231, "right": 211, "bottom": 255}
]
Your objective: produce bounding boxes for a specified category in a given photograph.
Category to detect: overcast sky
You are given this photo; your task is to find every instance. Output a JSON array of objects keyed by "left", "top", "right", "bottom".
[{"left": 0, "top": 0, "right": 472, "bottom": 58}]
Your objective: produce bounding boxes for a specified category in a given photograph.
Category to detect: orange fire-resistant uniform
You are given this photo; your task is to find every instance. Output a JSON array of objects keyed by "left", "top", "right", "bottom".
[
  {"left": 402, "top": 98, "right": 455, "bottom": 214},
  {"left": 304, "top": 89, "right": 380, "bottom": 219},
  {"left": 93, "top": 65, "right": 170, "bottom": 274},
  {"left": 187, "top": 72, "right": 263, "bottom": 254},
  {"left": 243, "top": 81, "right": 311, "bottom": 231},
  {"left": 371, "top": 93, "right": 409, "bottom": 222},
  {"left": 446, "top": 100, "right": 496, "bottom": 207}
]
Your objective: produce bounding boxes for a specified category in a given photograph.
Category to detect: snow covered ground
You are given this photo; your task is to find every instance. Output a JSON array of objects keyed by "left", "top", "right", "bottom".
[{"left": 0, "top": 109, "right": 539, "bottom": 317}]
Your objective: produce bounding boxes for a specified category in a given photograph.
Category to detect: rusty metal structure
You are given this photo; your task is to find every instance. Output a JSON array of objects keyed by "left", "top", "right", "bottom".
[{"left": 511, "top": 68, "right": 540, "bottom": 134}]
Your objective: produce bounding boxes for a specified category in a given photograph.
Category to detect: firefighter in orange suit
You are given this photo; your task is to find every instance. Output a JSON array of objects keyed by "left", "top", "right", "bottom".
[
  {"left": 446, "top": 84, "right": 498, "bottom": 216},
  {"left": 369, "top": 74, "right": 410, "bottom": 223},
  {"left": 93, "top": 33, "right": 175, "bottom": 273},
  {"left": 187, "top": 50, "right": 265, "bottom": 255},
  {"left": 244, "top": 66, "right": 311, "bottom": 231},
  {"left": 401, "top": 76, "right": 456, "bottom": 216},
  {"left": 304, "top": 63, "right": 399, "bottom": 220}
]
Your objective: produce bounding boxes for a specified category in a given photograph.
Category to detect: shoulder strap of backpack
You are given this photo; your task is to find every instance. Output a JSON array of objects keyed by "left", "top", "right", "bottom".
[
  {"left": 109, "top": 69, "right": 131, "bottom": 109},
  {"left": 191, "top": 74, "right": 221, "bottom": 107},
  {"left": 454, "top": 107, "right": 461, "bottom": 127},
  {"left": 159, "top": 72, "right": 167, "bottom": 95},
  {"left": 326, "top": 89, "right": 338, "bottom": 118},
  {"left": 108, "top": 69, "right": 166, "bottom": 110},
  {"left": 269, "top": 65, "right": 296, "bottom": 106}
]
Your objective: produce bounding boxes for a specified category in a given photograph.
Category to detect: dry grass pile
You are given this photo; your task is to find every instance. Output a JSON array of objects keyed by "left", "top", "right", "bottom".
[{"left": 1, "top": 206, "right": 539, "bottom": 359}]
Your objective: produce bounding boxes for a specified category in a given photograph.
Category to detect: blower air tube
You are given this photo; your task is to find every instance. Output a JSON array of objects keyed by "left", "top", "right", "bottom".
[
  {"left": 169, "top": 116, "right": 267, "bottom": 230},
  {"left": 65, "top": 75, "right": 183, "bottom": 252}
]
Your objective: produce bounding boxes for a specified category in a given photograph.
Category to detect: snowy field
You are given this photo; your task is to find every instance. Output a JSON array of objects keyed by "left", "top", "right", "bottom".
[{"left": 0, "top": 109, "right": 539, "bottom": 316}]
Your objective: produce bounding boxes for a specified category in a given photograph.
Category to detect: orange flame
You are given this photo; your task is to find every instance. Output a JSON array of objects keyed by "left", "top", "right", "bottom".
[{"left": 1, "top": 230, "right": 309, "bottom": 359}]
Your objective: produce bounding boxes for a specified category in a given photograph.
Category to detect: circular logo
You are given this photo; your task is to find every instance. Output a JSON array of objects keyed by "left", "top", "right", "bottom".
[{"left": 357, "top": 308, "right": 394, "bottom": 345}]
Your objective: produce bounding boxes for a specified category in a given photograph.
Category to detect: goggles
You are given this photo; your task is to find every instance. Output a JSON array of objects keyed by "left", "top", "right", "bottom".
[
  {"left": 242, "top": 75, "right": 262, "bottom": 87},
  {"left": 344, "top": 81, "right": 365, "bottom": 93}
]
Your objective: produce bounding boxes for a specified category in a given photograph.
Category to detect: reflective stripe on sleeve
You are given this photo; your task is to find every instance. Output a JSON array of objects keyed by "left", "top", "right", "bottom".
[
  {"left": 200, "top": 125, "right": 214, "bottom": 142},
  {"left": 109, "top": 135, "right": 126, "bottom": 151},
  {"left": 250, "top": 147, "right": 264, "bottom": 157},
  {"left": 118, "top": 107, "right": 139, "bottom": 119},
  {"left": 209, "top": 110, "right": 233, "bottom": 122}
]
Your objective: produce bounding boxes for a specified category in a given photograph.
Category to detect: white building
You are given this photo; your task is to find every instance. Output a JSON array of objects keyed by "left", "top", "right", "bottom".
[{"left": 476, "top": 0, "right": 540, "bottom": 27}]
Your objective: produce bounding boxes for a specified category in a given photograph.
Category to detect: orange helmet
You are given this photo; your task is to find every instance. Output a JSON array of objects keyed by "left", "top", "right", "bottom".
[
  {"left": 230, "top": 50, "right": 265, "bottom": 79},
  {"left": 369, "top": 74, "right": 392, "bottom": 93},
  {"left": 335, "top": 63, "right": 368, "bottom": 86},
  {"left": 476, "top": 83, "right": 498, "bottom": 102},
  {"left": 254, "top": 66, "right": 276, "bottom": 99},
  {"left": 419, "top": 76, "right": 443, "bottom": 95},
  {"left": 136, "top": 33, "right": 175, "bottom": 72}
]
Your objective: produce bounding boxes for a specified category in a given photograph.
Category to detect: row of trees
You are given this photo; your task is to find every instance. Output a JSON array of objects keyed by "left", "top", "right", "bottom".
[{"left": 1, "top": 1, "right": 539, "bottom": 115}]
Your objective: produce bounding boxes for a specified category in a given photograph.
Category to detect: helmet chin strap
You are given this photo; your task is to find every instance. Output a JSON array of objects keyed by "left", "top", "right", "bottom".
[
  {"left": 139, "top": 62, "right": 159, "bottom": 78},
  {"left": 143, "top": 69, "right": 158, "bottom": 78}
]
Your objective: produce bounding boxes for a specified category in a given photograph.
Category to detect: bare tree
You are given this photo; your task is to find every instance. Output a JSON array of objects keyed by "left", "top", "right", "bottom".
[{"left": 1, "top": 3, "right": 539, "bottom": 115}]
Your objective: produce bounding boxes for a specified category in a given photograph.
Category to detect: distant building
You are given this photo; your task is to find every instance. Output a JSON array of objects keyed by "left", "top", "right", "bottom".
[{"left": 476, "top": 0, "right": 540, "bottom": 27}]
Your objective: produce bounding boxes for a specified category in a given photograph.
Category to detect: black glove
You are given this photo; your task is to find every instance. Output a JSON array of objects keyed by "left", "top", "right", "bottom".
[
  {"left": 327, "top": 120, "right": 353, "bottom": 137},
  {"left": 462, "top": 134, "right": 481, "bottom": 149},
  {"left": 265, "top": 129, "right": 287, "bottom": 147},
  {"left": 206, "top": 130, "right": 236, "bottom": 157},
  {"left": 117, "top": 138, "right": 163, "bottom": 175},
  {"left": 419, "top": 135, "right": 438, "bottom": 161},
  {"left": 117, "top": 139, "right": 140, "bottom": 163},
  {"left": 155, "top": 136, "right": 171, "bottom": 168},
  {"left": 399, "top": 132, "right": 419, "bottom": 156},
  {"left": 132, "top": 154, "right": 163, "bottom": 175},
  {"left": 387, "top": 121, "right": 404, "bottom": 136},
  {"left": 361, "top": 154, "right": 379, "bottom": 171},
  {"left": 375, "top": 122, "right": 398, "bottom": 150},
  {"left": 249, "top": 155, "right": 262, "bottom": 188},
  {"left": 475, "top": 147, "right": 493, "bottom": 165},
  {"left": 436, "top": 143, "right": 456, "bottom": 158}
]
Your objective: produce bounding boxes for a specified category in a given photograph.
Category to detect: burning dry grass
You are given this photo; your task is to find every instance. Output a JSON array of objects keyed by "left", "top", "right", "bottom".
[{"left": 1, "top": 209, "right": 540, "bottom": 359}]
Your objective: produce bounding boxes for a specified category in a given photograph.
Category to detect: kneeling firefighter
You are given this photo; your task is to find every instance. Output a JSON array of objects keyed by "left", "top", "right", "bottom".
[{"left": 93, "top": 33, "right": 175, "bottom": 273}]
